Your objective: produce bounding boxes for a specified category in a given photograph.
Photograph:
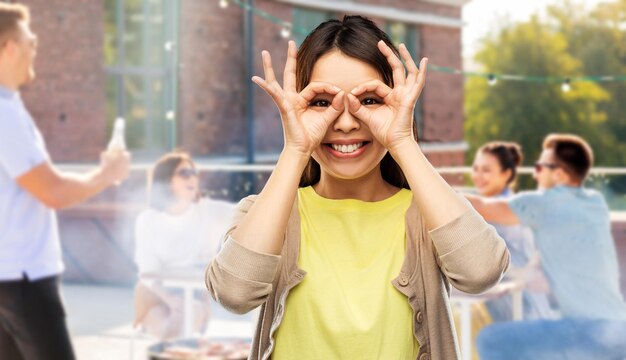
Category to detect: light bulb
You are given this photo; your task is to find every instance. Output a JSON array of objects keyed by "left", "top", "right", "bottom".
[
  {"left": 280, "top": 26, "right": 291, "bottom": 39},
  {"left": 561, "top": 78, "right": 571, "bottom": 92}
]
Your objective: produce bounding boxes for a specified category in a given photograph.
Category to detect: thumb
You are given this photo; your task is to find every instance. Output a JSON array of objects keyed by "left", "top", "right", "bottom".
[
  {"left": 321, "top": 90, "right": 345, "bottom": 125},
  {"left": 347, "top": 93, "right": 373, "bottom": 126}
]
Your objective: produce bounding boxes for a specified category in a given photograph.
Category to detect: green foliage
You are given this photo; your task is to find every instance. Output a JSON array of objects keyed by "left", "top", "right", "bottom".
[{"left": 465, "top": 1, "right": 626, "bottom": 171}]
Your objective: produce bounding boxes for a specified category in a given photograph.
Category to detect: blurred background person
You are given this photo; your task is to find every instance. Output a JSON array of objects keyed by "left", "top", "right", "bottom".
[
  {"left": 133, "top": 151, "right": 234, "bottom": 340},
  {"left": 467, "top": 134, "right": 626, "bottom": 359},
  {"left": 0, "top": 3, "right": 130, "bottom": 359},
  {"left": 453, "top": 141, "right": 556, "bottom": 360},
  {"left": 471, "top": 141, "right": 555, "bottom": 323}
]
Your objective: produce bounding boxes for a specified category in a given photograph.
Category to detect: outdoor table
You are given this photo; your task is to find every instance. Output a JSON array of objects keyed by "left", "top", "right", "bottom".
[
  {"left": 141, "top": 267, "right": 207, "bottom": 338},
  {"left": 450, "top": 281, "right": 523, "bottom": 360}
]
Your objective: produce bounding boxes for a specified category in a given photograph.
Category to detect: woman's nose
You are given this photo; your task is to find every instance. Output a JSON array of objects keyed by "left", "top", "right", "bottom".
[{"left": 333, "top": 106, "right": 360, "bottom": 133}]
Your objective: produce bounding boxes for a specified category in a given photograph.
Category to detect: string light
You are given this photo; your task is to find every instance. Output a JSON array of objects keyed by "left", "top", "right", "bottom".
[
  {"left": 218, "top": 0, "right": 626, "bottom": 86},
  {"left": 280, "top": 25, "right": 292, "bottom": 39},
  {"left": 561, "top": 78, "right": 571, "bottom": 92}
]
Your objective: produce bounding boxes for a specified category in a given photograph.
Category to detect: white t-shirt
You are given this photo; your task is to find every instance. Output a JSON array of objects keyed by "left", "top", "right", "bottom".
[{"left": 134, "top": 198, "right": 235, "bottom": 274}]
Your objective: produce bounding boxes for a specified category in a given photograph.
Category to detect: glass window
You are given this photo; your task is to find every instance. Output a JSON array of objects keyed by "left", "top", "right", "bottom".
[{"left": 104, "top": 0, "right": 178, "bottom": 157}]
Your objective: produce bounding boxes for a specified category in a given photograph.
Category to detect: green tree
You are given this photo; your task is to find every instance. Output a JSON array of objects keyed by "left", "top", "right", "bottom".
[
  {"left": 465, "top": 15, "right": 612, "bottom": 178},
  {"left": 548, "top": 0, "right": 626, "bottom": 167}
]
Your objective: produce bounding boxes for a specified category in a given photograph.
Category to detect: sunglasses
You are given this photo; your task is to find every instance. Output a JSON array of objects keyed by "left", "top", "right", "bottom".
[
  {"left": 534, "top": 162, "right": 559, "bottom": 172},
  {"left": 175, "top": 168, "right": 198, "bottom": 179}
]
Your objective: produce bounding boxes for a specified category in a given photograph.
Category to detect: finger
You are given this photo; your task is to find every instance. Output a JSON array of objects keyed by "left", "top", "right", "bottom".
[
  {"left": 261, "top": 50, "right": 277, "bottom": 84},
  {"left": 347, "top": 92, "right": 373, "bottom": 124},
  {"left": 416, "top": 57, "right": 428, "bottom": 89},
  {"left": 299, "top": 82, "right": 342, "bottom": 102},
  {"left": 252, "top": 76, "right": 284, "bottom": 107},
  {"left": 349, "top": 80, "right": 392, "bottom": 100},
  {"left": 283, "top": 41, "right": 297, "bottom": 92},
  {"left": 322, "top": 90, "right": 345, "bottom": 123},
  {"left": 377, "top": 40, "right": 405, "bottom": 87},
  {"left": 399, "top": 44, "right": 418, "bottom": 83}
]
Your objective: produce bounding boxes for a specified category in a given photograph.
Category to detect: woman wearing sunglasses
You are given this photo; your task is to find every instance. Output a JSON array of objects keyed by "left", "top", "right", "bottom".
[{"left": 133, "top": 151, "right": 234, "bottom": 339}]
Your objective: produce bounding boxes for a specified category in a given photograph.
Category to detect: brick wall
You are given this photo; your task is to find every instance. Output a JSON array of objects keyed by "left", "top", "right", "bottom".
[
  {"left": 18, "top": 0, "right": 107, "bottom": 162},
  {"left": 420, "top": 26, "right": 464, "bottom": 144},
  {"left": 177, "top": 0, "right": 247, "bottom": 157}
]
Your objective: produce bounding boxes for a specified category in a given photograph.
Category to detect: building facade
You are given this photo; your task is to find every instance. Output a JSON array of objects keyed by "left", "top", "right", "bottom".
[{"left": 19, "top": 0, "right": 469, "bottom": 165}]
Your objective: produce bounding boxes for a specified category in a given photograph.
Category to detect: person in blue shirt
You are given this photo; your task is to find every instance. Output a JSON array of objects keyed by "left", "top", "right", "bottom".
[
  {"left": 467, "top": 134, "right": 626, "bottom": 359},
  {"left": 0, "top": 4, "right": 130, "bottom": 359}
]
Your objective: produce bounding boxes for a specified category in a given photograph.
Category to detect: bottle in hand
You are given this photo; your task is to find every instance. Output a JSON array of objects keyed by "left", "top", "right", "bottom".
[
  {"left": 108, "top": 117, "right": 126, "bottom": 152},
  {"left": 107, "top": 117, "right": 126, "bottom": 185}
]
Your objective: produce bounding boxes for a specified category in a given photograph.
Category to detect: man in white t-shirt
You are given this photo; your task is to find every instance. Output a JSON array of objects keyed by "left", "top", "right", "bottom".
[{"left": 0, "top": 4, "right": 130, "bottom": 359}]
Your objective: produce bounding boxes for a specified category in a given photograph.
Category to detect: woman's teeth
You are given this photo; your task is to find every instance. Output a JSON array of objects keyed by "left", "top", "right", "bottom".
[{"left": 331, "top": 142, "right": 364, "bottom": 154}]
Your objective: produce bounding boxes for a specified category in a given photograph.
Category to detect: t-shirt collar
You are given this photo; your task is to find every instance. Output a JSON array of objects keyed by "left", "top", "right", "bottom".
[{"left": 0, "top": 85, "right": 17, "bottom": 100}]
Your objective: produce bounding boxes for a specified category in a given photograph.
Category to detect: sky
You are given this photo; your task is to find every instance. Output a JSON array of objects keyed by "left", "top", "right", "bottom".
[{"left": 461, "top": 0, "right": 607, "bottom": 61}]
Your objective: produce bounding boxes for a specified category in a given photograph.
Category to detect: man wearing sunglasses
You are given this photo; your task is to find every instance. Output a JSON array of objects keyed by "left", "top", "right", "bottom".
[
  {"left": 0, "top": 4, "right": 130, "bottom": 359},
  {"left": 466, "top": 133, "right": 626, "bottom": 359}
]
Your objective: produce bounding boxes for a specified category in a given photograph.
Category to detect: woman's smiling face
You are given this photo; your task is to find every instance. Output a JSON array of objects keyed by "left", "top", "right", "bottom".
[{"left": 309, "top": 49, "right": 389, "bottom": 181}]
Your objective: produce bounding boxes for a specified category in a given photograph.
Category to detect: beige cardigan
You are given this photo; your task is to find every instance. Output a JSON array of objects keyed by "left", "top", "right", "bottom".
[{"left": 206, "top": 194, "right": 509, "bottom": 360}]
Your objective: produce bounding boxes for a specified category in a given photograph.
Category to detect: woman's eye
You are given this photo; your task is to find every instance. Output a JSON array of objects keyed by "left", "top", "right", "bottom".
[
  {"left": 309, "top": 99, "right": 330, "bottom": 107},
  {"left": 361, "top": 98, "right": 380, "bottom": 106}
]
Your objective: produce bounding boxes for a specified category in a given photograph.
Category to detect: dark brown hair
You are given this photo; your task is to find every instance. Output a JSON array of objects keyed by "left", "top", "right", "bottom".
[
  {"left": 148, "top": 151, "right": 197, "bottom": 211},
  {"left": 478, "top": 141, "right": 523, "bottom": 188},
  {"left": 543, "top": 134, "right": 593, "bottom": 184},
  {"left": 0, "top": 3, "right": 29, "bottom": 48},
  {"left": 296, "top": 15, "right": 418, "bottom": 189}
]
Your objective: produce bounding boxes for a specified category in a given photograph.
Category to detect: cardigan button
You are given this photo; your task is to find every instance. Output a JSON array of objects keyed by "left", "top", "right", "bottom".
[
  {"left": 398, "top": 274, "right": 409, "bottom": 287},
  {"left": 419, "top": 353, "right": 430, "bottom": 360},
  {"left": 415, "top": 311, "right": 424, "bottom": 324}
]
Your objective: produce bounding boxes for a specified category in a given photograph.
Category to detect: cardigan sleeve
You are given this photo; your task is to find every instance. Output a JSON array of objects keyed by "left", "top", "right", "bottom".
[
  {"left": 429, "top": 198, "right": 510, "bottom": 294},
  {"left": 205, "top": 195, "right": 282, "bottom": 314}
]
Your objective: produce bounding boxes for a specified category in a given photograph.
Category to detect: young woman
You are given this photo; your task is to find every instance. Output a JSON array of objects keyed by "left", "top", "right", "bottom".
[
  {"left": 206, "top": 16, "right": 509, "bottom": 360},
  {"left": 134, "top": 151, "right": 234, "bottom": 339},
  {"left": 471, "top": 142, "right": 554, "bottom": 321}
]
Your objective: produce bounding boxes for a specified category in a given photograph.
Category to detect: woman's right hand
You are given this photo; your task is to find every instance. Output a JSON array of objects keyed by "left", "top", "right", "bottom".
[{"left": 252, "top": 41, "right": 345, "bottom": 157}]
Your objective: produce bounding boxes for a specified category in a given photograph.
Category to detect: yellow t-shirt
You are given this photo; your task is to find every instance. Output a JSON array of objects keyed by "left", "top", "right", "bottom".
[{"left": 272, "top": 186, "right": 419, "bottom": 359}]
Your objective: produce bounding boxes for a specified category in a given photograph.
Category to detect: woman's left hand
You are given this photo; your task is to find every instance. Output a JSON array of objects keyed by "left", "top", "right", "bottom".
[{"left": 347, "top": 41, "right": 428, "bottom": 154}]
